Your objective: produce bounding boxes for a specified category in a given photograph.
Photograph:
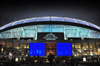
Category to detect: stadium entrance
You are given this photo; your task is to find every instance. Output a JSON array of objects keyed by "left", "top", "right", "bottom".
[{"left": 45, "top": 42, "right": 56, "bottom": 56}]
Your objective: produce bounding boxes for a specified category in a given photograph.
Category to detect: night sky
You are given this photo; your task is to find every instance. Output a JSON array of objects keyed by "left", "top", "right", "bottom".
[{"left": 0, "top": 1, "right": 100, "bottom": 27}]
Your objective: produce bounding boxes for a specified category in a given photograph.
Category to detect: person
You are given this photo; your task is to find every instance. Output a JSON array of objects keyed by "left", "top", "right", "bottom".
[
  {"left": 48, "top": 53, "right": 54, "bottom": 66},
  {"left": 70, "top": 56, "right": 75, "bottom": 66},
  {"left": 75, "top": 58, "right": 78, "bottom": 66},
  {"left": 66, "top": 58, "right": 69, "bottom": 66},
  {"left": 11, "top": 57, "right": 15, "bottom": 66},
  {"left": 37, "top": 55, "right": 40, "bottom": 64},
  {"left": 30, "top": 57, "right": 34, "bottom": 66}
]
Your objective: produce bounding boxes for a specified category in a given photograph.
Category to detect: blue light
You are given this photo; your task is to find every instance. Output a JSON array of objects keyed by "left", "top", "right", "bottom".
[
  {"left": 77, "top": 20, "right": 88, "bottom": 26},
  {"left": 89, "top": 23, "right": 98, "bottom": 29},
  {"left": 24, "top": 18, "right": 37, "bottom": 23},
  {"left": 51, "top": 17, "right": 64, "bottom": 21},
  {"left": 65, "top": 18, "right": 77, "bottom": 23},
  {"left": 57, "top": 43, "right": 72, "bottom": 56},
  {"left": 37, "top": 17, "right": 50, "bottom": 21},
  {"left": 3, "top": 22, "right": 13, "bottom": 29},
  {"left": 29, "top": 43, "right": 45, "bottom": 56},
  {"left": 13, "top": 20, "right": 24, "bottom": 26}
]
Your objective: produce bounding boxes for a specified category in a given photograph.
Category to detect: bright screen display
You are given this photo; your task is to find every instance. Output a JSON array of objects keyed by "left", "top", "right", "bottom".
[
  {"left": 57, "top": 43, "right": 72, "bottom": 56},
  {"left": 29, "top": 43, "right": 45, "bottom": 56},
  {"left": 29, "top": 42, "right": 72, "bottom": 56}
]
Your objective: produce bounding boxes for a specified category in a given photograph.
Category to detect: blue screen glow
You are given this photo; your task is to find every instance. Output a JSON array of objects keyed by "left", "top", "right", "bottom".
[
  {"left": 57, "top": 43, "right": 72, "bottom": 56},
  {"left": 29, "top": 43, "right": 45, "bottom": 56}
]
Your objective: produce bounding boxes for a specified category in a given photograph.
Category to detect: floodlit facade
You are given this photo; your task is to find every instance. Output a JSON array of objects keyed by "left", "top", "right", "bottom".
[{"left": 0, "top": 16, "right": 100, "bottom": 57}]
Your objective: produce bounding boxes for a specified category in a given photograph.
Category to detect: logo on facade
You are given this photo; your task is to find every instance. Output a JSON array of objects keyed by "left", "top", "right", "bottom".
[{"left": 44, "top": 33, "right": 58, "bottom": 40}]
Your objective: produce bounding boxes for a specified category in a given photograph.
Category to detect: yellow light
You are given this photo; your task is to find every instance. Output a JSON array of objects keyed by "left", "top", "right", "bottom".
[
  {"left": 1, "top": 48, "right": 3, "bottom": 52},
  {"left": 98, "top": 49, "right": 100, "bottom": 52},
  {"left": 27, "top": 46, "right": 29, "bottom": 48},
  {"left": 22, "top": 54, "right": 24, "bottom": 55},
  {"left": 90, "top": 46, "right": 93, "bottom": 48},
  {"left": 72, "top": 45, "right": 74, "bottom": 48},
  {"left": 7, "top": 46, "right": 10, "bottom": 48},
  {"left": 9, "top": 52, "right": 11, "bottom": 55},
  {"left": 20, "top": 47, "right": 22, "bottom": 49},
  {"left": 77, "top": 54, "right": 79, "bottom": 56},
  {"left": 87, "top": 46, "right": 88, "bottom": 48},
  {"left": 17, "top": 47, "right": 19, "bottom": 49},
  {"left": 34, "top": 60, "right": 38, "bottom": 62},
  {"left": 24, "top": 46, "right": 26, "bottom": 48}
]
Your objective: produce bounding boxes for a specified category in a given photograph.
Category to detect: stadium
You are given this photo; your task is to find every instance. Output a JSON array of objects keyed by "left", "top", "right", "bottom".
[{"left": 0, "top": 16, "right": 100, "bottom": 59}]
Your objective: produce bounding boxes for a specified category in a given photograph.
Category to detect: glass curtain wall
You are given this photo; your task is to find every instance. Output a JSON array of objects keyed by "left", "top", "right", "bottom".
[{"left": 0, "top": 39, "right": 100, "bottom": 56}]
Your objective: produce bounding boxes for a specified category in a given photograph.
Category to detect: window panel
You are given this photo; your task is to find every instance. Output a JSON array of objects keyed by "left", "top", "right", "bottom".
[
  {"left": 96, "top": 40, "right": 100, "bottom": 55},
  {"left": 3, "top": 22, "right": 13, "bottom": 29},
  {"left": 24, "top": 18, "right": 37, "bottom": 23},
  {"left": 37, "top": 17, "right": 50, "bottom": 21},
  {"left": 77, "top": 20, "right": 88, "bottom": 26},
  {"left": 51, "top": 17, "right": 64, "bottom": 21},
  {"left": 82, "top": 40, "right": 89, "bottom": 55},
  {"left": 13, "top": 20, "right": 24, "bottom": 26},
  {"left": 65, "top": 18, "right": 77, "bottom": 23},
  {"left": 89, "top": 23, "right": 98, "bottom": 29}
]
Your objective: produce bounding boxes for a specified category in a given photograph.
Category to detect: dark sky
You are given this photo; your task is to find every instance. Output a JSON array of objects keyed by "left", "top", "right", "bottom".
[{"left": 0, "top": 1, "right": 100, "bottom": 27}]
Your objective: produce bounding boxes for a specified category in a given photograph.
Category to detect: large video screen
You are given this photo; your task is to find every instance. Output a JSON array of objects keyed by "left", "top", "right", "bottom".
[
  {"left": 29, "top": 43, "right": 45, "bottom": 56},
  {"left": 29, "top": 42, "right": 72, "bottom": 56},
  {"left": 57, "top": 43, "right": 72, "bottom": 56}
]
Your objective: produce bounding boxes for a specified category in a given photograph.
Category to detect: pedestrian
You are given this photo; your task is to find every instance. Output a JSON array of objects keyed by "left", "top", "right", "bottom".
[
  {"left": 66, "top": 58, "right": 69, "bottom": 66},
  {"left": 70, "top": 56, "right": 75, "bottom": 66},
  {"left": 48, "top": 53, "right": 54, "bottom": 66}
]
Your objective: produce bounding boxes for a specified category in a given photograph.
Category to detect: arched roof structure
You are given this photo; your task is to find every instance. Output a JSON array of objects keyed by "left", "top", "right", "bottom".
[
  {"left": 0, "top": 16, "right": 100, "bottom": 30},
  {"left": 0, "top": 16, "right": 100, "bottom": 39}
]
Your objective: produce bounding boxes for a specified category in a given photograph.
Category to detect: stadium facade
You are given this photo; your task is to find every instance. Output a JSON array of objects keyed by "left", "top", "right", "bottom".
[{"left": 0, "top": 16, "right": 100, "bottom": 57}]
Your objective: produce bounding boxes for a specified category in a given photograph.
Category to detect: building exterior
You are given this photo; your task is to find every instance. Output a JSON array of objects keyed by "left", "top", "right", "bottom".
[{"left": 0, "top": 16, "right": 100, "bottom": 57}]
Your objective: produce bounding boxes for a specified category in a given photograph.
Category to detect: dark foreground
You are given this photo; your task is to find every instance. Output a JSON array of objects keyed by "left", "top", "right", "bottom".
[{"left": 0, "top": 62, "right": 100, "bottom": 66}]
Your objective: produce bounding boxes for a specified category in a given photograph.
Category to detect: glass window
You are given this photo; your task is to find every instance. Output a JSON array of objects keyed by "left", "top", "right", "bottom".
[
  {"left": 89, "top": 40, "right": 96, "bottom": 55},
  {"left": 64, "top": 18, "right": 77, "bottom": 23},
  {"left": 51, "top": 17, "right": 64, "bottom": 21},
  {"left": 37, "top": 17, "right": 50, "bottom": 21},
  {"left": 20, "top": 43, "right": 27, "bottom": 56},
  {"left": 77, "top": 20, "right": 88, "bottom": 26},
  {"left": 13, "top": 20, "right": 24, "bottom": 26},
  {"left": 0, "top": 40, "right": 5, "bottom": 55},
  {"left": 82, "top": 40, "right": 89, "bottom": 55},
  {"left": 24, "top": 18, "right": 37, "bottom": 23},
  {"left": 5, "top": 41, "right": 13, "bottom": 55},
  {"left": 75, "top": 43, "right": 81, "bottom": 49},
  {"left": 75, "top": 41, "right": 82, "bottom": 56},
  {"left": 27, "top": 43, "right": 29, "bottom": 49},
  {"left": 13, "top": 42, "right": 19, "bottom": 55},
  {"left": 96, "top": 39, "right": 100, "bottom": 55}
]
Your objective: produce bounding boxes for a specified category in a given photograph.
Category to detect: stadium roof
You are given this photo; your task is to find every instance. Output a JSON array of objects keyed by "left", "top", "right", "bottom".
[{"left": 0, "top": 16, "right": 100, "bottom": 31}]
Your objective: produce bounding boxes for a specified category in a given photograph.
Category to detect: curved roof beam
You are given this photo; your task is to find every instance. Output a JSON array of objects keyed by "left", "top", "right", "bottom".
[{"left": 0, "top": 16, "right": 99, "bottom": 30}]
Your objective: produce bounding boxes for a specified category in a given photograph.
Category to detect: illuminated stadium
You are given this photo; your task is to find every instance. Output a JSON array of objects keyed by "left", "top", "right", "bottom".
[{"left": 0, "top": 16, "right": 100, "bottom": 57}]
